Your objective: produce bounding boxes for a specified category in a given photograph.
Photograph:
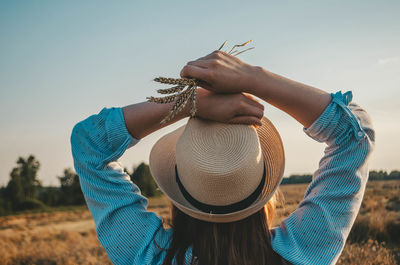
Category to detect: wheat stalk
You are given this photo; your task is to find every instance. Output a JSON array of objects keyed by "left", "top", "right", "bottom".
[
  {"left": 160, "top": 87, "right": 195, "bottom": 124},
  {"left": 146, "top": 94, "right": 178, "bottom": 104},
  {"left": 189, "top": 85, "right": 197, "bottom": 117},
  {"left": 154, "top": 77, "right": 196, "bottom": 86},
  {"left": 148, "top": 40, "right": 254, "bottom": 124},
  {"left": 157, "top": 84, "right": 185, "bottom": 94}
]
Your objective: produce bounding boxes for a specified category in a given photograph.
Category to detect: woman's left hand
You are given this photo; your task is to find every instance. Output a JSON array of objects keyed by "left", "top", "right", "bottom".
[
  {"left": 180, "top": 50, "right": 259, "bottom": 94},
  {"left": 189, "top": 88, "right": 264, "bottom": 126}
]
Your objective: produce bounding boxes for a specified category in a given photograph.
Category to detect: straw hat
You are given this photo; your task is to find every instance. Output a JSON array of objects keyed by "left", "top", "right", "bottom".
[{"left": 149, "top": 116, "right": 285, "bottom": 223}]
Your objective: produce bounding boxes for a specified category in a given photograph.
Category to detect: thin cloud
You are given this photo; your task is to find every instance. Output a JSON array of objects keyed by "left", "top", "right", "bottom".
[{"left": 378, "top": 56, "right": 400, "bottom": 65}]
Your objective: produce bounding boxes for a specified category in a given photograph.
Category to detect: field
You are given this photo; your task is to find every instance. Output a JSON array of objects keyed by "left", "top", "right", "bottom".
[{"left": 0, "top": 180, "right": 399, "bottom": 265}]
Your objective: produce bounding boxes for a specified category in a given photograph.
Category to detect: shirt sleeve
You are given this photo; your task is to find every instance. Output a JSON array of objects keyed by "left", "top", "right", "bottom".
[
  {"left": 270, "top": 91, "right": 375, "bottom": 265},
  {"left": 70, "top": 107, "right": 171, "bottom": 265}
]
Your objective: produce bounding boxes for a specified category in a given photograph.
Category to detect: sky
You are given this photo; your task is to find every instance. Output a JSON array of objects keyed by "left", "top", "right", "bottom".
[{"left": 0, "top": 0, "right": 399, "bottom": 186}]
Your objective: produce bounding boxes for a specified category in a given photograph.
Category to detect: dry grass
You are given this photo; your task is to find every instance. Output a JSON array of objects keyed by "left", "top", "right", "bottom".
[
  {"left": 0, "top": 181, "right": 399, "bottom": 265},
  {"left": 338, "top": 240, "right": 397, "bottom": 265},
  {"left": 0, "top": 209, "right": 110, "bottom": 265}
]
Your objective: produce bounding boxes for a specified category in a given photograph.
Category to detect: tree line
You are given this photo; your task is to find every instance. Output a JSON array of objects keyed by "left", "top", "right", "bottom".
[
  {"left": 0, "top": 155, "right": 398, "bottom": 216},
  {"left": 0, "top": 155, "right": 161, "bottom": 216},
  {"left": 281, "top": 170, "right": 400, "bottom": 185}
]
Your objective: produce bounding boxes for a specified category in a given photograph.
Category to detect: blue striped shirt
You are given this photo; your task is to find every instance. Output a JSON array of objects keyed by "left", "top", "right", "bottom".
[{"left": 70, "top": 91, "right": 375, "bottom": 265}]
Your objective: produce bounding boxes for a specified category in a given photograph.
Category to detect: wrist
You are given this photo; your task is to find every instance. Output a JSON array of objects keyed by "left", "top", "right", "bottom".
[{"left": 244, "top": 66, "right": 271, "bottom": 97}]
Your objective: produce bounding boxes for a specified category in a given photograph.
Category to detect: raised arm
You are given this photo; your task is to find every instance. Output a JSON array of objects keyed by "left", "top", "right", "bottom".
[
  {"left": 180, "top": 50, "right": 331, "bottom": 128},
  {"left": 180, "top": 51, "right": 375, "bottom": 264},
  {"left": 70, "top": 87, "right": 264, "bottom": 265}
]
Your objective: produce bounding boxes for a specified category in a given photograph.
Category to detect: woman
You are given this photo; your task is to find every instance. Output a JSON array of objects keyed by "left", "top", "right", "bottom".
[{"left": 70, "top": 50, "right": 375, "bottom": 265}]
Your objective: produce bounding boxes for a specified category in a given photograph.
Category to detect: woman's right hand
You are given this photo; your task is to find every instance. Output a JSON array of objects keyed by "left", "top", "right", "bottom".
[
  {"left": 194, "top": 88, "right": 264, "bottom": 126},
  {"left": 180, "top": 50, "right": 260, "bottom": 94}
]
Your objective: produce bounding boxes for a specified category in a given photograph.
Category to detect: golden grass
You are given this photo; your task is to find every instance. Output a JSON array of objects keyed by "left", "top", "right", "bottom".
[
  {"left": 0, "top": 209, "right": 109, "bottom": 265},
  {"left": 0, "top": 229, "right": 111, "bottom": 265},
  {"left": 0, "top": 181, "right": 399, "bottom": 265}
]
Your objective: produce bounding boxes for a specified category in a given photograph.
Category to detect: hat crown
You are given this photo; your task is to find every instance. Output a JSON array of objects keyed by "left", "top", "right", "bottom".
[{"left": 175, "top": 118, "right": 264, "bottom": 206}]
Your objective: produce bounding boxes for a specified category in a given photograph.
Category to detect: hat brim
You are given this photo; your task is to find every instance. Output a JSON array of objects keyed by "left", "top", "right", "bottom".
[{"left": 149, "top": 117, "right": 285, "bottom": 223}]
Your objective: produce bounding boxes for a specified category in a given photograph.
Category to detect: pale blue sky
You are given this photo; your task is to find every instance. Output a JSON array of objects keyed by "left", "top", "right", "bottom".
[{"left": 1, "top": 0, "right": 399, "bottom": 186}]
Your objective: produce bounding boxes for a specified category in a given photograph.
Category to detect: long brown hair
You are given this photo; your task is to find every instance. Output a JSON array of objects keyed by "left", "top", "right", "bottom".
[{"left": 159, "top": 189, "right": 285, "bottom": 265}]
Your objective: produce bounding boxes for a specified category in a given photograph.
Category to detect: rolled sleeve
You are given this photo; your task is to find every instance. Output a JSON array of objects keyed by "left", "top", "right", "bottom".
[{"left": 304, "top": 91, "right": 373, "bottom": 146}]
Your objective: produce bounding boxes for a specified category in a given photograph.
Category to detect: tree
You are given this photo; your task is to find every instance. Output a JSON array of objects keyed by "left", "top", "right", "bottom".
[
  {"left": 4, "top": 155, "right": 42, "bottom": 210},
  {"left": 18, "top": 155, "right": 41, "bottom": 199},
  {"left": 127, "top": 162, "right": 161, "bottom": 197},
  {"left": 281, "top": 174, "right": 313, "bottom": 185},
  {"left": 58, "top": 168, "right": 85, "bottom": 205},
  {"left": 38, "top": 187, "right": 60, "bottom": 207},
  {"left": 388, "top": 170, "right": 400, "bottom": 180},
  {"left": 0, "top": 187, "right": 11, "bottom": 215},
  {"left": 369, "top": 170, "right": 388, "bottom": 180},
  {"left": 4, "top": 168, "right": 24, "bottom": 205}
]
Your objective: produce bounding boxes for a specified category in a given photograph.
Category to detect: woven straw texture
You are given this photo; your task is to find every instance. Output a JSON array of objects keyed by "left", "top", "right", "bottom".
[{"left": 149, "top": 116, "right": 285, "bottom": 223}]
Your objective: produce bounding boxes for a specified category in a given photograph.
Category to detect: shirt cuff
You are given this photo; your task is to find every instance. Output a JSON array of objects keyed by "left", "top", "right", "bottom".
[
  {"left": 303, "top": 91, "right": 365, "bottom": 144},
  {"left": 104, "top": 107, "right": 139, "bottom": 151}
]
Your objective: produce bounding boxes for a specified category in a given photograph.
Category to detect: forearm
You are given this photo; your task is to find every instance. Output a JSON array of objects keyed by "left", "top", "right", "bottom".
[
  {"left": 181, "top": 50, "right": 330, "bottom": 127},
  {"left": 248, "top": 67, "right": 332, "bottom": 128},
  {"left": 122, "top": 87, "right": 265, "bottom": 139},
  {"left": 122, "top": 101, "right": 189, "bottom": 140}
]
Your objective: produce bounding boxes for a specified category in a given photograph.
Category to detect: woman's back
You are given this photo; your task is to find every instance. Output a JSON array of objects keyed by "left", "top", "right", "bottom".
[{"left": 70, "top": 50, "right": 375, "bottom": 264}]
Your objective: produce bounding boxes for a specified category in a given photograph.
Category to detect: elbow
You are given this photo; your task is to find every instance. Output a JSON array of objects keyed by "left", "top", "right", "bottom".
[
  {"left": 70, "top": 122, "right": 85, "bottom": 157},
  {"left": 70, "top": 123, "right": 79, "bottom": 147},
  {"left": 360, "top": 113, "right": 375, "bottom": 150},
  {"left": 351, "top": 136, "right": 374, "bottom": 187},
  {"left": 70, "top": 122, "right": 91, "bottom": 177}
]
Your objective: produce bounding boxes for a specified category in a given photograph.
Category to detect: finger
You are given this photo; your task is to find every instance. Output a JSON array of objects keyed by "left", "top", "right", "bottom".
[
  {"left": 180, "top": 64, "right": 210, "bottom": 81},
  {"left": 236, "top": 103, "right": 264, "bottom": 119},
  {"left": 242, "top": 94, "right": 265, "bottom": 111},
  {"left": 195, "top": 52, "right": 215, "bottom": 61},
  {"left": 189, "top": 51, "right": 222, "bottom": 64},
  {"left": 187, "top": 59, "right": 211, "bottom": 69},
  {"left": 204, "top": 50, "right": 226, "bottom": 60},
  {"left": 196, "top": 80, "right": 212, "bottom": 90},
  {"left": 229, "top": 116, "right": 262, "bottom": 126}
]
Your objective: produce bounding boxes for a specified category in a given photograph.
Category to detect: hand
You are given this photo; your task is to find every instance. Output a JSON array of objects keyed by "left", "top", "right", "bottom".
[
  {"left": 180, "top": 50, "right": 260, "bottom": 94},
  {"left": 186, "top": 88, "right": 264, "bottom": 126}
]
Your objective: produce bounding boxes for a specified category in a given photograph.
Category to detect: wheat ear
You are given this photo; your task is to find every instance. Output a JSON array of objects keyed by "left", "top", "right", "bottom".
[
  {"left": 157, "top": 84, "right": 185, "bottom": 94},
  {"left": 189, "top": 85, "right": 197, "bottom": 118},
  {"left": 146, "top": 94, "right": 178, "bottom": 104},
  {"left": 154, "top": 77, "right": 196, "bottom": 86},
  {"left": 160, "top": 88, "right": 194, "bottom": 124}
]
